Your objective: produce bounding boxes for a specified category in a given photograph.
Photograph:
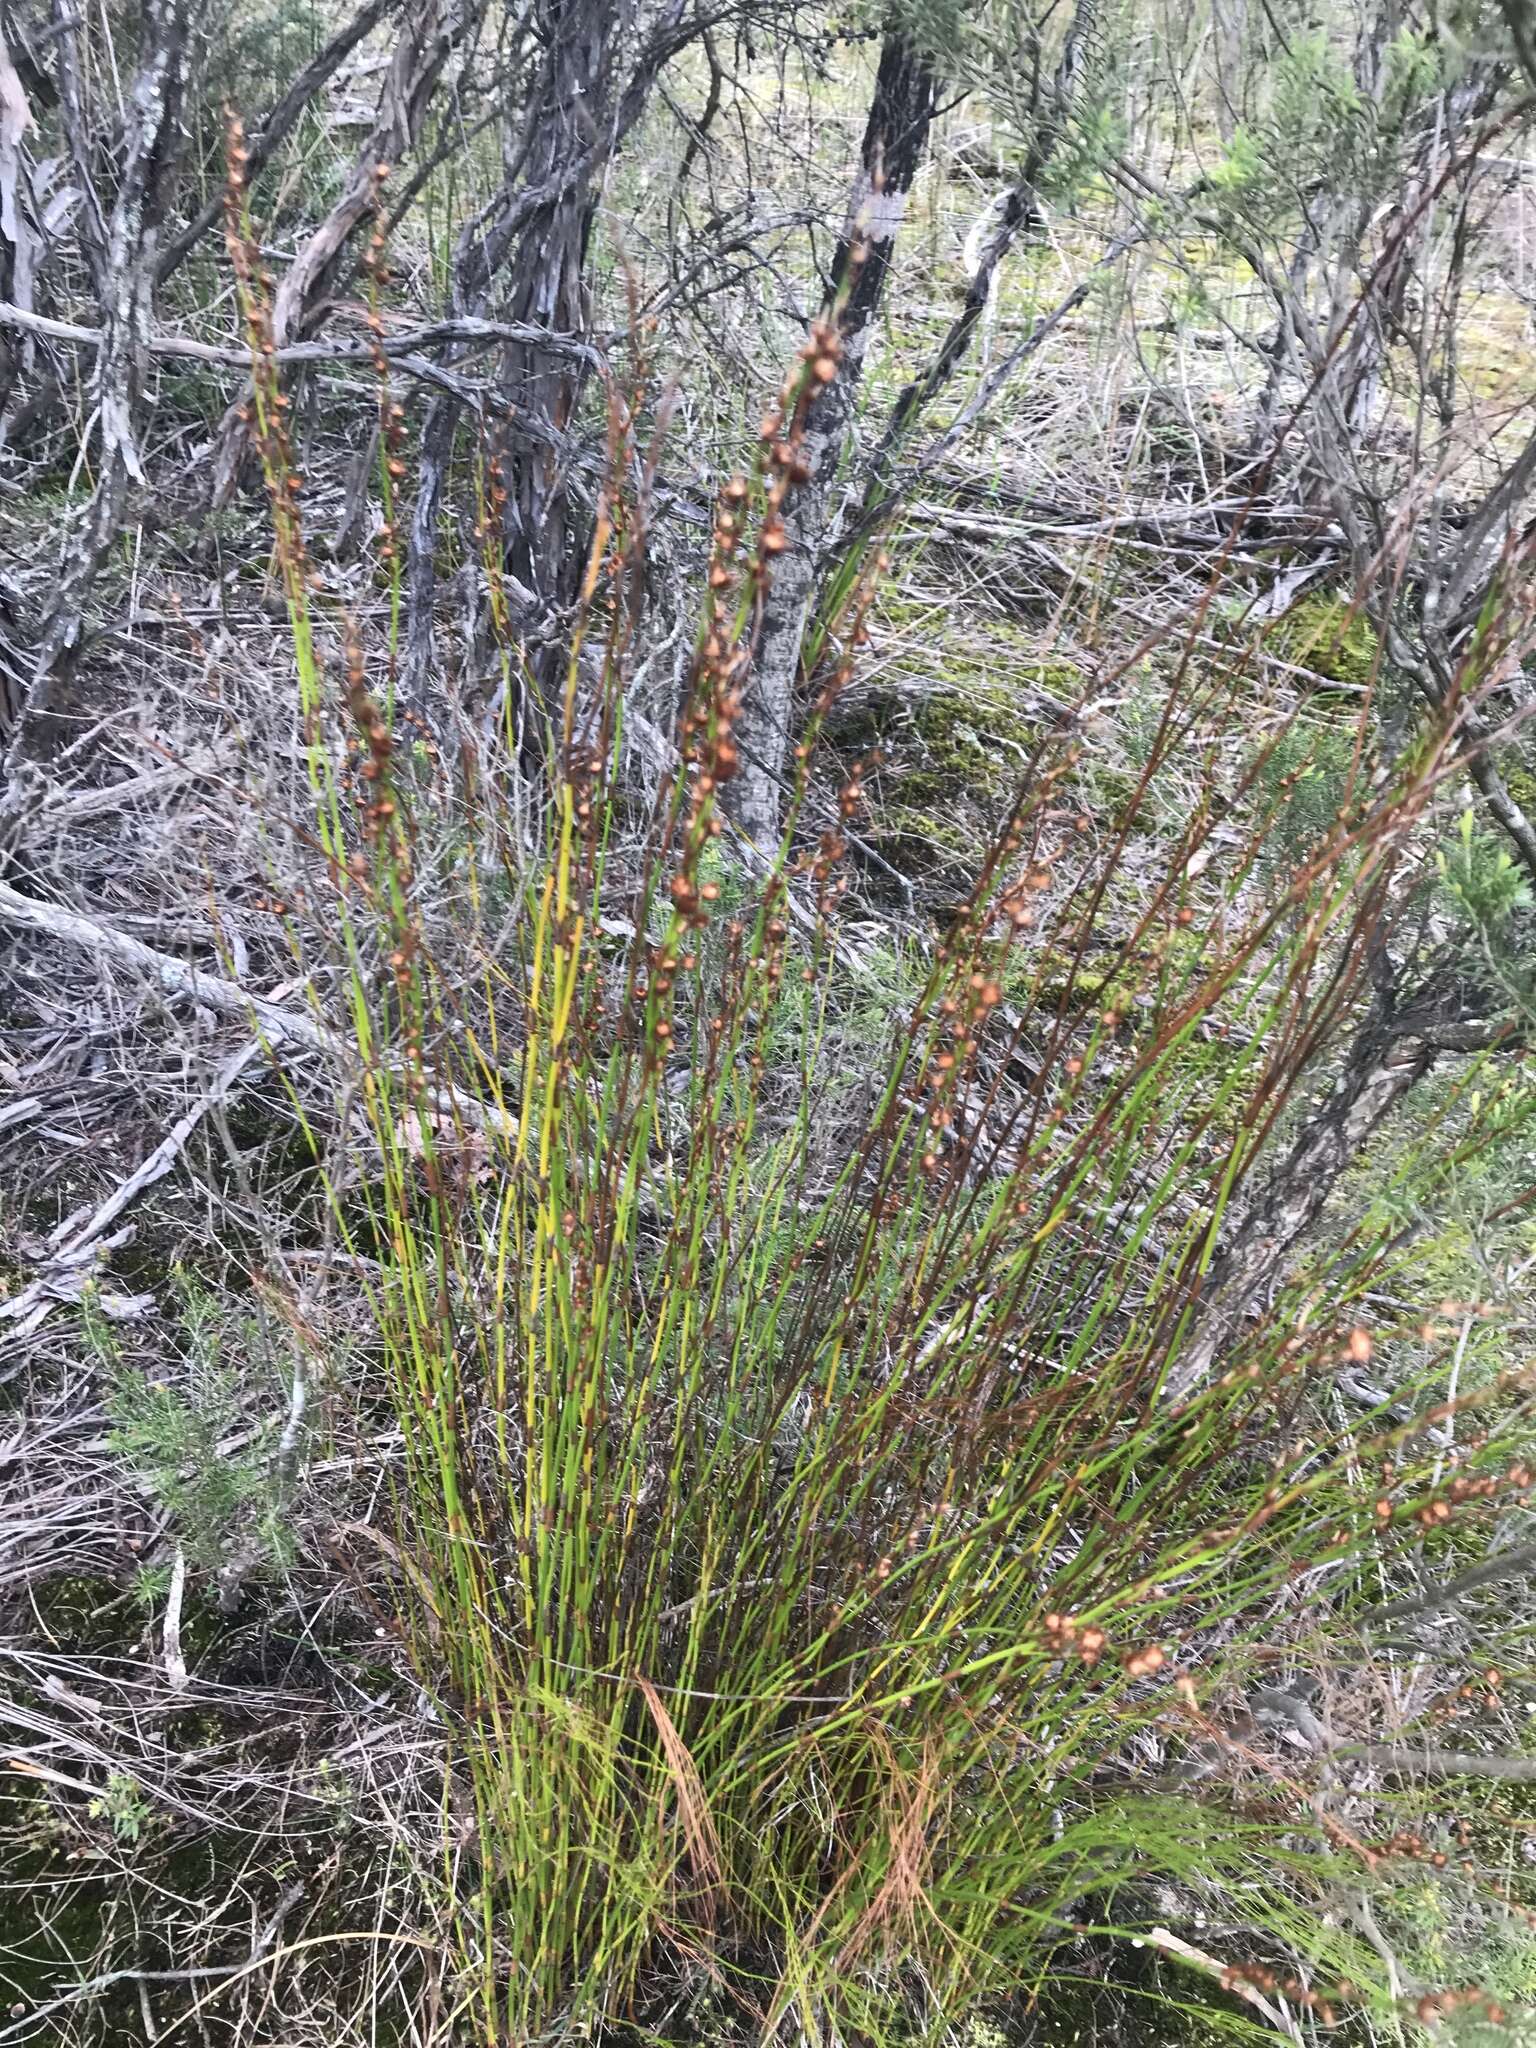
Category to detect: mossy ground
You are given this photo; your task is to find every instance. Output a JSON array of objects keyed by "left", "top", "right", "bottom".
[
  {"left": 1271, "top": 590, "right": 1380, "bottom": 693},
  {"left": 834, "top": 582, "right": 1086, "bottom": 895}
]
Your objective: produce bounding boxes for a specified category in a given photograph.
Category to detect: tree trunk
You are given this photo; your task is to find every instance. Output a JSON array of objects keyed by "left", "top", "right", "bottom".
[
  {"left": 860, "top": 0, "right": 1098, "bottom": 515},
  {"left": 402, "top": 0, "right": 692, "bottom": 715},
  {"left": 493, "top": 0, "right": 620, "bottom": 731},
  {"left": 729, "top": 28, "right": 937, "bottom": 851},
  {"left": 3, "top": 0, "right": 188, "bottom": 770},
  {"left": 1166, "top": 971, "right": 1506, "bottom": 1401},
  {"left": 1210, "top": 0, "right": 1246, "bottom": 141}
]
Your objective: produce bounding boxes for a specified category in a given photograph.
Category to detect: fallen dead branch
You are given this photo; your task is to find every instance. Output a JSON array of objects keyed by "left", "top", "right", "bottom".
[
  {"left": 0, "top": 300, "right": 604, "bottom": 368},
  {"left": 1360, "top": 1537, "right": 1536, "bottom": 1627},
  {"left": 45, "top": 1038, "right": 264, "bottom": 1259},
  {"left": 0, "top": 879, "right": 515, "bottom": 1141},
  {"left": 0, "top": 878, "right": 343, "bottom": 1055},
  {"left": 0, "top": 1037, "right": 263, "bottom": 1334},
  {"left": 1338, "top": 1743, "right": 1536, "bottom": 1783}
]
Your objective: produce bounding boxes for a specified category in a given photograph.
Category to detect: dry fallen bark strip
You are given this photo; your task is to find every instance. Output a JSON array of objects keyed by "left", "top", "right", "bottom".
[{"left": 1145, "top": 1928, "right": 1304, "bottom": 2043}]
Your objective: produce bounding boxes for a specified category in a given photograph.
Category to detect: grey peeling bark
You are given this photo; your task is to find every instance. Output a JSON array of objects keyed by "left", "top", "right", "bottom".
[
  {"left": 154, "top": 0, "right": 400, "bottom": 287},
  {"left": 0, "top": 28, "right": 34, "bottom": 733},
  {"left": 863, "top": 0, "right": 1097, "bottom": 513},
  {"left": 269, "top": 0, "right": 477, "bottom": 348},
  {"left": 401, "top": 0, "right": 688, "bottom": 712},
  {"left": 2, "top": 0, "right": 187, "bottom": 767},
  {"left": 210, "top": 0, "right": 479, "bottom": 503},
  {"left": 729, "top": 30, "right": 937, "bottom": 852},
  {"left": 494, "top": 0, "right": 620, "bottom": 726},
  {"left": 1167, "top": 975, "right": 1504, "bottom": 1402},
  {"left": 0, "top": 24, "right": 34, "bottom": 459}
]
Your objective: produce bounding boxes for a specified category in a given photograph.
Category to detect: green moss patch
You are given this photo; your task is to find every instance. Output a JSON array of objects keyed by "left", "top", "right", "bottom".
[
  {"left": 834, "top": 677, "right": 1046, "bottom": 890},
  {"left": 1272, "top": 591, "right": 1379, "bottom": 693}
]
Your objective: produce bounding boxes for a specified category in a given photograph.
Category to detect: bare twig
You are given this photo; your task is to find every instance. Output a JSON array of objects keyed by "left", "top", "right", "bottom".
[
  {"left": 1338, "top": 1742, "right": 1536, "bottom": 1782},
  {"left": 1146, "top": 1928, "right": 1305, "bottom": 2042},
  {"left": 269, "top": 0, "right": 483, "bottom": 351},
  {"left": 1168, "top": 971, "right": 1511, "bottom": 1399},
  {"left": 0, "top": 1036, "right": 264, "bottom": 1333}
]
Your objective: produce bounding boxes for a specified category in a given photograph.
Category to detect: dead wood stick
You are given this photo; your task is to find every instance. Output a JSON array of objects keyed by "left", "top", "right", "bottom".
[
  {"left": 1146, "top": 1928, "right": 1304, "bottom": 2042},
  {"left": 0, "top": 879, "right": 343, "bottom": 1055},
  {"left": 0, "top": 880, "right": 512, "bottom": 1137},
  {"left": 0, "top": 300, "right": 602, "bottom": 367},
  {"left": 45, "top": 1038, "right": 264, "bottom": 1259},
  {"left": 1361, "top": 1537, "right": 1536, "bottom": 1627},
  {"left": 1337, "top": 1742, "right": 1536, "bottom": 1782},
  {"left": 162, "top": 1544, "right": 189, "bottom": 1692},
  {"left": 1247, "top": 1681, "right": 1536, "bottom": 1783}
]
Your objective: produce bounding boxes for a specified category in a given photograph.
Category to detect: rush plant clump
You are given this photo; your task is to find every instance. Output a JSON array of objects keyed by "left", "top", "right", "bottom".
[{"left": 217, "top": 149, "right": 1536, "bottom": 2048}]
